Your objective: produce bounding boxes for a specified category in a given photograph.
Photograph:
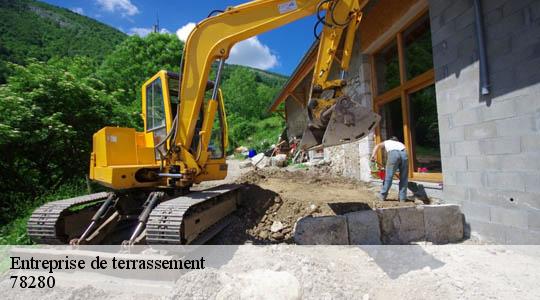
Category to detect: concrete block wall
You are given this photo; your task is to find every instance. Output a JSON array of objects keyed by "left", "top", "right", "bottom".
[{"left": 429, "top": 0, "right": 540, "bottom": 243}]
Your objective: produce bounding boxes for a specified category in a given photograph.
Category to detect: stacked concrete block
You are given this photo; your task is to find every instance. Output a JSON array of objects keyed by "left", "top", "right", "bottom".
[
  {"left": 294, "top": 205, "right": 465, "bottom": 245},
  {"left": 376, "top": 206, "right": 426, "bottom": 244},
  {"left": 293, "top": 216, "right": 349, "bottom": 245},
  {"left": 423, "top": 204, "right": 464, "bottom": 243},
  {"left": 429, "top": 0, "right": 540, "bottom": 243},
  {"left": 345, "top": 210, "right": 381, "bottom": 245}
]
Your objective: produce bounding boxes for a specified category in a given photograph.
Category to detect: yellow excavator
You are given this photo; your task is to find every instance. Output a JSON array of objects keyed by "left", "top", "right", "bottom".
[{"left": 27, "top": 0, "right": 379, "bottom": 245}]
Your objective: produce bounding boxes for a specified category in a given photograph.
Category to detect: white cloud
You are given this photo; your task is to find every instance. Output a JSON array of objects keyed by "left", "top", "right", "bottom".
[
  {"left": 176, "top": 23, "right": 279, "bottom": 70},
  {"left": 96, "top": 0, "right": 139, "bottom": 16},
  {"left": 228, "top": 37, "right": 279, "bottom": 70},
  {"left": 71, "top": 7, "right": 84, "bottom": 15},
  {"left": 176, "top": 22, "right": 196, "bottom": 41},
  {"left": 129, "top": 27, "right": 170, "bottom": 37}
]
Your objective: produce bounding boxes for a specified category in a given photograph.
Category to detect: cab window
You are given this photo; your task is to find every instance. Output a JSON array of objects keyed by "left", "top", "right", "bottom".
[
  {"left": 168, "top": 77, "right": 180, "bottom": 119},
  {"left": 146, "top": 78, "right": 165, "bottom": 131},
  {"left": 209, "top": 102, "right": 225, "bottom": 159}
]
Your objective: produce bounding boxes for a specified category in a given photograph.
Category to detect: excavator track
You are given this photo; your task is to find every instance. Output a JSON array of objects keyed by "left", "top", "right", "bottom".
[
  {"left": 146, "top": 184, "right": 241, "bottom": 245},
  {"left": 27, "top": 192, "right": 111, "bottom": 244}
]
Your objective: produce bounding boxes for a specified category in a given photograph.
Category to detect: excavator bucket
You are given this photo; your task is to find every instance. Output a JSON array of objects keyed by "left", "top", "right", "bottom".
[{"left": 300, "top": 96, "right": 380, "bottom": 150}]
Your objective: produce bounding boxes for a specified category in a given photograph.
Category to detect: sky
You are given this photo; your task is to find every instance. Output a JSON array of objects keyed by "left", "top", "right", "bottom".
[{"left": 41, "top": 0, "right": 319, "bottom": 75}]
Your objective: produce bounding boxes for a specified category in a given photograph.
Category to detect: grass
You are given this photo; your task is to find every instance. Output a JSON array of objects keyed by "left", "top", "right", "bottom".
[
  {"left": 0, "top": 179, "right": 89, "bottom": 245},
  {"left": 0, "top": 217, "right": 32, "bottom": 245},
  {"left": 233, "top": 115, "right": 284, "bottom": 153},
  {"left": 68, "top": 199, "right": 104, "bottom": 212},
  {"left": 232, "top": 152, "right": 246, "bottom": 160}
]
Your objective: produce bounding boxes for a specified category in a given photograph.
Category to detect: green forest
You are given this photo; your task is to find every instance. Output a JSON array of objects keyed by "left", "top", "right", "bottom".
[{"left": 0, "top": 0, "right": 287, "bottom": 243}]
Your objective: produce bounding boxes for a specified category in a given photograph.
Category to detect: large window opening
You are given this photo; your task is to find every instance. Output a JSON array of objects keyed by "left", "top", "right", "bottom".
[
  {"left": 409, "top": 85, "right": 441, "bottom": 173},
  {"left": 372, "top": 11, "right": 441, "bottom": 182},
  {"left": 379, "top": 98, "right": 404, "bottom": 142},
  {"left": 375, "top": 41, "right": 400, "bottom": 95}
]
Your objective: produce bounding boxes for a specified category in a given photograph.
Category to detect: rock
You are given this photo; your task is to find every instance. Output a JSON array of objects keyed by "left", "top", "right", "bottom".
[
  {"left": 272, "top": 232, "right": 284, "bottom": 240},
  {"left": 274, "top": 196, "right": 282, "bottom": 203},
  {"left": 239, "top": 160, "right": 253, "bottom": 169},
  {"left": 308, "top": 204, "right": 320, "bottom": 214},
  {"left": 294, "top": 216, "right": 349, "bottom": 245},
  {"left": 271, "top": 154, "right": 288, "bottom": 167},
  {"left": 259, "top": 231, "right": 269, "bottom": 239},
  {"left": 252, "top": 153, "right": 264, "bottom": 162},
  {"left": 376, "top": 206, "right": 425, "bottom": 244},
  {"left": 252, "top": 153, "right": 270, "bottom": 168},
  {"left": 271, "top": 221, "right": 284, "bottom": 233},
  {"left": 423, "top": 204, "right": 464, "bottom": 244},
  {"left": 234, "top": 146, "right": 248, "bottom": 153},
  {"left": 345, "top": 210, "right": 381, "bottom": 245},
  {"left": 314, "top": 159, "right": 330, "bottom": 166},
  {"left": 216, "top": 270, "right": 300, "bottom": 300}
]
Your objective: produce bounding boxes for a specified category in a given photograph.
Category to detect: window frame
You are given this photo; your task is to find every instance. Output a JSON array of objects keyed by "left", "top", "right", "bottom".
[
  {"left": 146, "top": 77, "right": 167, "bottom": 132},
  {"left": 370, "top": 9, "right": 442, "bottom": 182}
]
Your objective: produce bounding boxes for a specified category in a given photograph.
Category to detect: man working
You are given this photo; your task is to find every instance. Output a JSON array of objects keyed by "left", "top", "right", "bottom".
[{"left": 370, "top": 136, "right": 408, "bottom": 202}]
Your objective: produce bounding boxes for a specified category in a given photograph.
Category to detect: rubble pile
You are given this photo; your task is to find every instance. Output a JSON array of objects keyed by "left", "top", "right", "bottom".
[{"left": 210, "top": 167, "right": 414, "bottom": 244}]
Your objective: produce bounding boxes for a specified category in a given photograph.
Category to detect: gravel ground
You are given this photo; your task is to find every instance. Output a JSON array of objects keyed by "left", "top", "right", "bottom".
[{"left": 3, "top": 245, "right": 540, "bottom": 299}]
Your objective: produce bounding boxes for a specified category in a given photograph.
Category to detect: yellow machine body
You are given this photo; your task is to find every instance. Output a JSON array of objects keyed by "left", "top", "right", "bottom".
[{"left": 89, "top": 70, "right": 228, "bottom": 189}]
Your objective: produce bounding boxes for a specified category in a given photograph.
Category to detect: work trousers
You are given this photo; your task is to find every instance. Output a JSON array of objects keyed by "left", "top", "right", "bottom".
[{"left": 380, "top": 150, "right": 409, "bottom": 201}]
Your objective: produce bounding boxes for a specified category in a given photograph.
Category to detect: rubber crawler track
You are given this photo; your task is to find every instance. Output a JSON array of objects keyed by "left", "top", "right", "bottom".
[
  {"left": 146, "top": 184, "right": 240, "bottom": 245},
  {"left": 27, "top": 192, "right": 110, "bottom": 244}
]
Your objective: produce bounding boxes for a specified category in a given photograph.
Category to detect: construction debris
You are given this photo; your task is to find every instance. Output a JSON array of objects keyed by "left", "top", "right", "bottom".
[
  {"left": 270, "top": 154, "right": 287, "bottom": 167},
  {"left": 210, "top": 166, "right": 415, "bottom": 244},
  {"left": 270, "top": 221, "right": 284, "bottom": 233}
]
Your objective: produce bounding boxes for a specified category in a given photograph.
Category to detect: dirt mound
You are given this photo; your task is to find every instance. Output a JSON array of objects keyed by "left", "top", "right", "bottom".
[{"left": 209, "top": 167, "right": 414, "bottom": 244}]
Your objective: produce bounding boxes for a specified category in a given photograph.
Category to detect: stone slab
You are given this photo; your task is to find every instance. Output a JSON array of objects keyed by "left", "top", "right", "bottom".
[
  {"left": 294, "top": 216, "right": 349, "bottom": 245},
  {"left": 376, "top": 206, "right": 425, "bottom": 244},
  {"left": 345, "top": 210, "right": 381, "bottom": 245},
  {"left": 423, "top": 204, "right": 464, "bottom": 244}
]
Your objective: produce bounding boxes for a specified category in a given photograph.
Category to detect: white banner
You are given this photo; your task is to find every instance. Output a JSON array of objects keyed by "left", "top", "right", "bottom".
[{"left": 2, "top": 245, "right": 540, "bottom": 299}]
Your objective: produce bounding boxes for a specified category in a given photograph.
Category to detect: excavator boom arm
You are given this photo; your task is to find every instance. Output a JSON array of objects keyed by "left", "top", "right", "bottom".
[{"left": 175, "top": 0, "right": 367, "bottom": 170}]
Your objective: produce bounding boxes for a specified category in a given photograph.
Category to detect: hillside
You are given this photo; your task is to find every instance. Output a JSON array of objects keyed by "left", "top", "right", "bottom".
[{"left": 0, "top": 0, "right": 127, "bottom": 83}]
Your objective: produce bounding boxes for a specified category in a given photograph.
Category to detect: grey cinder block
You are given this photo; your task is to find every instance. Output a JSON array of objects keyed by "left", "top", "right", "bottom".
[
  {"left": 294, "top": 216, "right": 349, "bottom": 245},
  {"left": 345, "top": 210, "right": 381, "bottom": 245},
  {"left": 423, "top": 204, "right": 464, "bottom": 244},
  {"left": 376, "top": 206, "right": 425, "bottom": 244}
]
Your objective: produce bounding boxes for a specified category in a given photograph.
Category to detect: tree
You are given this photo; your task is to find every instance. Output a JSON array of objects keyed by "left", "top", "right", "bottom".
[
  {"left": 97, "top": 33, "right": 183, "bottom": 104},
  {"left": 0, "top": 57, "right": 125, "bottom": 224},
  {"left": 222, "top": 68, "right": 260, "bottom": 120}
]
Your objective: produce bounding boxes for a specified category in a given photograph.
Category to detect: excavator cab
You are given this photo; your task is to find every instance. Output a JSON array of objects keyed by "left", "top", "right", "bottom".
[{"left": 89, "top": 70, "right": 228, "bottom": 190}]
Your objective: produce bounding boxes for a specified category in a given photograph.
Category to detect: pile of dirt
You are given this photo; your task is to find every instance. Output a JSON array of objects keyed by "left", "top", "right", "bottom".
[{"left": 209, "top": 167, "right": 415, "bottom": 244}]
